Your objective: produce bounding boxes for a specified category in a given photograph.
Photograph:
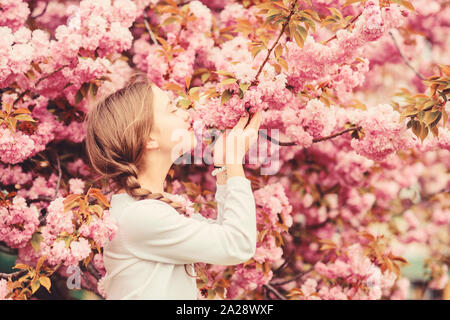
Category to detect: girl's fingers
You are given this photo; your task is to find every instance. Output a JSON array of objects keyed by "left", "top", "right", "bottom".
[
  {"left": 233, "top": 113, "right": 250, "bottom": 130},
  {"left": 245, "top": 110, "right": 261, "bottom": 131}
]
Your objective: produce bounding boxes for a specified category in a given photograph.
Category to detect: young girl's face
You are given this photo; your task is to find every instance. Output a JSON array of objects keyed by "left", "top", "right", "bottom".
[{"left": 149, "top": 83, "right": 196, "bottom": 158}]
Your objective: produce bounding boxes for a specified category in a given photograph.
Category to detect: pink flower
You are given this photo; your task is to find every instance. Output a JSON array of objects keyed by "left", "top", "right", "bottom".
[
  {"left": 0, "top": 164, "right": 33, "bottom": 186},
  {"left": 429, "top": 264, "right": 449, "bottom": 290},
  {"left": 350, "top": 104, "right": 416, "bottom": 161},
  {"left": 0, "top": 0, "right": 30, "bottom": 32},
  {"left": 0, "top": 279, "right": 12, "bottom": 300},
  {"left": 301, "top": 278, "right": 318, "bottom": 296},
  {"left": 0, "top": 127, "right": 36, "bottom": 164},
  {"left": 69, "top": 237, "right": 92, "bottom": 262},
  {"left": 69, "top": 178, "right": 85, "bottom": 194},
  {"left": 0, "top": 196, "right": 40, "bottom": 249},
  {"left": 45, "top": 197, "right": 74, "bottom": 235}
]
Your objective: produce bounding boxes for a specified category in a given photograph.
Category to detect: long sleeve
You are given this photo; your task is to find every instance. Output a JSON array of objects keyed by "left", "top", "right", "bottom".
[
  {"left": 118, "top": 176, "right": 257, "bottom": 266},
  {"left": 190, "top": 182, "right": 226, "bottom": 224}
]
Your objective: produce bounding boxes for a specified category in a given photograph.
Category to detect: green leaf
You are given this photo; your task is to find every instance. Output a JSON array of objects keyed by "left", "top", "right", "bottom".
[
  {"left": 64, "top": 236, "right": 73, "bottom": 249},
  {"left": 293, "top": 30, "right": 305, "bottom": 48},
  {"left": 30, "top": 280, "right": 40, "bottom": 294},
  {"left": 161, "top": 16, "right": 178, "bottom": 26},
  {"left": 251, "top": 45, "right": 265, "bottom": 58},
  {"left": 220, "top": 90, "right": 233, "bottom": 106},
  {"left": 239, "top": 82, "right": 251, "bottom": 95},
  {"left": 14, "top": 114, "right": 36, "bottom": 122},
  {"left": 221, "top": 78, "right": 237, "bottom": 85},
  {"left": 297, "top": 25, "right": 308, "bottom": 41},
  {"left": 274, "top": 43, "right": 283, "bottom": 59},
  {"left": 39, "top": 277, "right": 51, "bottom": 292},
  {"left": 328, "top": 8, "right": 343, "bottom": 20},
  {"left": 277, "top": 57, "right": 289, "bottom": 71},
  {"left": 214, "top": 70, "right": 235, "bottom": 78},
  {"left": 30, "top": 232, "right": 43, "bottom": 253},
  {"left": 201, "top": 72, "right": 210, "bottom": 83},
  {"left": 179, "top": 98, "right": 191, "bottom": 108}
]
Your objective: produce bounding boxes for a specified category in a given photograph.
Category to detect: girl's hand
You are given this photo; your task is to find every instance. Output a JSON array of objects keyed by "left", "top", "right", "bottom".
[{"left": 213, "top": 111, "right": 261, "bottom": 166}]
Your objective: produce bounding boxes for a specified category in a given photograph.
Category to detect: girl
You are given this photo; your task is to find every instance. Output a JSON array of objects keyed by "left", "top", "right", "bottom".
[{"left": 84, "top": 75, "right": 261, "bottom": 299}]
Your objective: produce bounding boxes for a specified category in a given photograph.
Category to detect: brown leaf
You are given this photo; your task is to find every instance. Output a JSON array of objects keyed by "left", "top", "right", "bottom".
[
  {"left": 39, "top": 276, "right": 51, "bottom": 292},
  {"left": 220, "top": 90, "right": 233, "bottom": 106},
  {"left": 12, "top": 108, "right": 31, "bottom": 115},
  {"left": 185, "top": 76, "right": 191, "bottom": 89},
  {"left": 400, "top": 0, "right": 415, "bottom": 12},
  {"left": 14, "top": 114, "right": 36, "bottom": 122},
  {"left": 13, "top": 263, "right": 29, "bottom": 270},
  {"left": 35, "top": 255, "right": 46, "bottom": 274}
]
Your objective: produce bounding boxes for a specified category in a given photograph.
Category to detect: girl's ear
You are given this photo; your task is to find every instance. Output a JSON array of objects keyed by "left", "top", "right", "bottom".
[{"left": 146, "top": 137, "right": 159, "bottom": 151}]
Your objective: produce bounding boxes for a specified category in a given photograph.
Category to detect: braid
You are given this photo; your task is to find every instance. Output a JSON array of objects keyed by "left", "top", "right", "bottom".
[{"left": 119, "top": 163, "right": 200, "bottom": 278}]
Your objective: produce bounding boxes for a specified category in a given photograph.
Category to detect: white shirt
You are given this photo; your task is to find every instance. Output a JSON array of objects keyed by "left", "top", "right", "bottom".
[{"left": 102, "top": 176, "right": 256, "bottom": 299}]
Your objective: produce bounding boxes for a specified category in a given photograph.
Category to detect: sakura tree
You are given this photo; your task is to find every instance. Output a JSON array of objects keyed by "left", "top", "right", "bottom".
[{"left": 0, "top": 0, "right": 449, "bottom": 300}]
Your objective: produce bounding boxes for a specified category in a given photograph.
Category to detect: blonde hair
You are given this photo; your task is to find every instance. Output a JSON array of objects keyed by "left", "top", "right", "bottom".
[{"left": 84, "top": 73, "right": 197, "bottom": 278}]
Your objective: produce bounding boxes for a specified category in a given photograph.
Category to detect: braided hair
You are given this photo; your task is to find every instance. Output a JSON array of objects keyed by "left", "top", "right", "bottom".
[{"left": 84, "top": 73, "right": 199, "bottom": 278}]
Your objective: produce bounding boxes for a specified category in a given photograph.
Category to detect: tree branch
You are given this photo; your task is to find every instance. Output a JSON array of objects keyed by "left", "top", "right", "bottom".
[
  {"left": 53, "top": 152, "right": 62, "bottom": 200},
  {"left": 251, "top": 0, "right": 298, "bottom": 87},
  {"left": 323, "top": 11, "right": 363, "bottom": 45},
  {"left": 0, "top": 270, "right": 27, "bottom": 280},
  {"left": 263, "top": 283, "right": 287, "bottom": 300},
  {"left": 389, "top": 31, "right": 425, "bottom": 81},
  {"left": 35, "top": 65, "right": 69, "bottom": 87},
  {"left": 143, "top": 11, "right": 158, "bottom": 45},
  {"left": 270, "top": 269, "right": 314, "bottom": 286},
  {"left": 258, "top": 125, "right": 362, "bottom": 146},
  {"left": 38, "top": 152, "right": 62, "bottom": 224}
]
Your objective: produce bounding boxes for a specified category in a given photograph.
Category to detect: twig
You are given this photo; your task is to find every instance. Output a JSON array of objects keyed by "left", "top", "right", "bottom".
[
  {"left": 389, "top": 31, "right": 425, "bottom": 81},
  {"left": 13, "top": 90, "right": 30, "bottom": 106},
  {"left": 0, "top": 270, "right": 27, "bottom": 280},
  {"left": 270, "top": 269, "right": 314, "bottom": 286},
  {"left": 143, "top": 11, "right": 158, "bottom": 45},
  {"left": 35, "top": 65, "right": 69, "bottom": 87},
  {"left": 53, "top": 152, "right": 62, "bottom": 200},
  {"left": 323, "top": 11, "right": 363, "bottom": 45},
  {"left": 251, "top": 0, "right": 298, "bottom": 87},
  {"left": 273, "top": 257, "right": 290, "bottom": 273},
  {"left": 263, "top": 283, "right": 287, "bottom": 300},
  {"left": 270, "top": 272, "right": 304, "bottom": 286},
  {"left": 258, "top": 125, "right": 362, "bottom": 146},
  {"left": 38, "top": 152, "right": 63, "bottom": 224}
]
